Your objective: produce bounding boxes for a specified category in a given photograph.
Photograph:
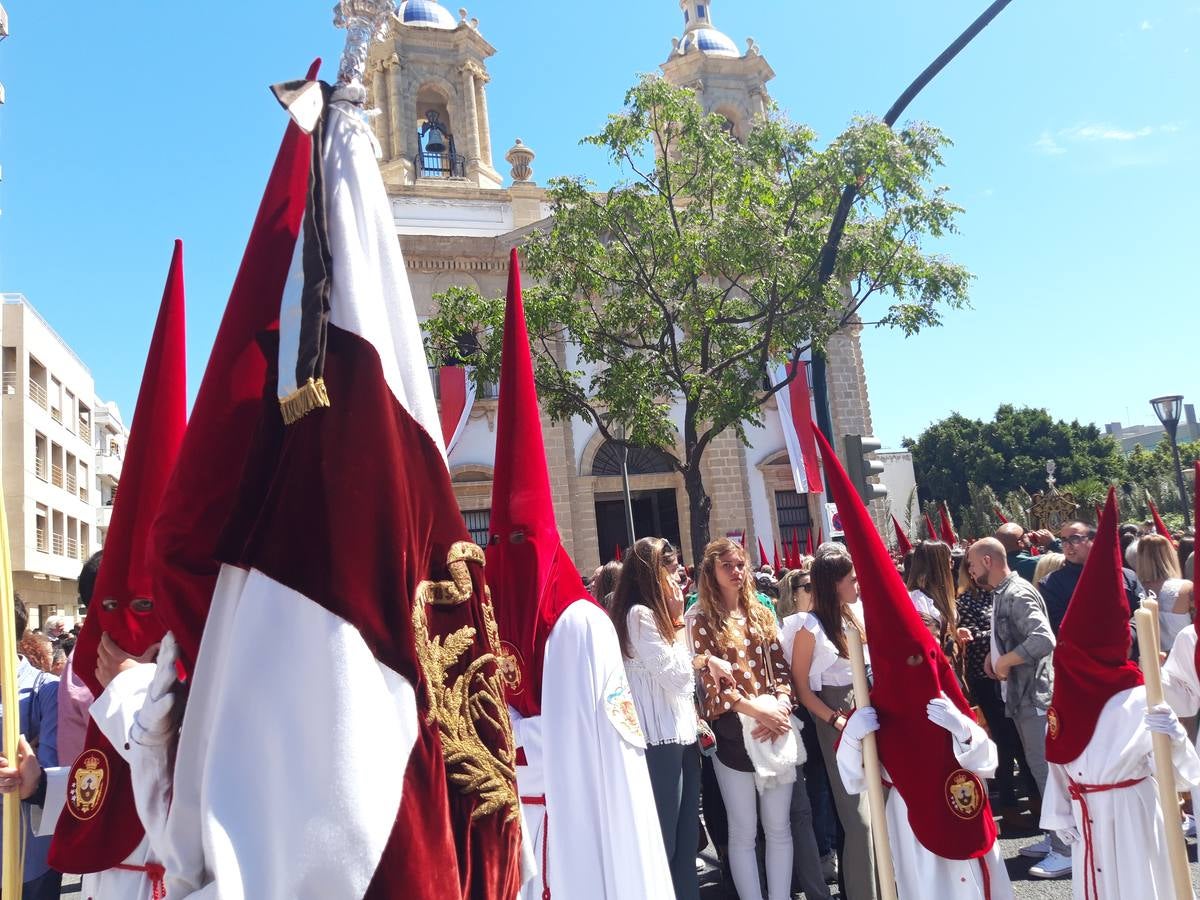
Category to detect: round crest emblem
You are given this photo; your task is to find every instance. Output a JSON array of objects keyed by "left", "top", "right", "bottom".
[
  {"left": 498, "top": 641, "right": 524, "bottom": 692},
  {"left": 945, "top": 768, "right": 984, "bottom": 820},
  {"left": 67, "top": 749, "right": 110, "bottom": 821},
  {"left": 1047, "top": 707, "right": 1060, "bottom": 740}
]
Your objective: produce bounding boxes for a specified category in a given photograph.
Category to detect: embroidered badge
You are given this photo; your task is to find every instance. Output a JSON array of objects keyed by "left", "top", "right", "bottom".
[
  {"left": 1047, "top": 707, "right": 1060, "bottom": 740},
  {"left": 498, "top": 640, "right": 524, "bottom": 693},
  {"left": 945, "top": 768, "right": 984, "bottom": 820},
  {"left": 603, "top": 668, "right": 646, "bottom": 749},
  {"left": 67, "top": 750, "right": 109, "bottom": 820}
]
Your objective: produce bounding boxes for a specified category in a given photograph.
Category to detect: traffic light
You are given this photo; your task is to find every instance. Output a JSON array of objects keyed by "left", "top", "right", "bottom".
[{"left": 844, "top": 435, "right": 888, "bottom": 503}]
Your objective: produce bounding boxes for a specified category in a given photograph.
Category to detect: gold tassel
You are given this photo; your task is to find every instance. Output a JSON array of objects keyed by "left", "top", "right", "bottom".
[{"left": 278, "top": 377, "right": 331, "bottom": 425}]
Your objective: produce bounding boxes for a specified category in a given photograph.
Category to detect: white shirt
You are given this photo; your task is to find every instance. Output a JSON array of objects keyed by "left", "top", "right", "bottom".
[
  {"left": 622, "top": 605, "right": 698, "bottom": 746},
  {"left": 909, "top": 589, "right": 943, "bottom": 624},
  {"left": 780, "top": 611, "right": 866, "bottom": 692}
]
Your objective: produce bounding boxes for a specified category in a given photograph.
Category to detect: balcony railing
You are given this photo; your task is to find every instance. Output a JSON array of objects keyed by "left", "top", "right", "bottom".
[
  {"left": 28, "top": 379, "right": 47, "bottom": 408},
  {"left": 67, "top": 537, "right": 79, "bottom": 559},
  {"left": 52, "top": 533, "right": 64, "bottom": 555},
  {"left": 414, "top": 150, "right": 466, "bottom": 179},
  {"left": 50, "top": 407, "right": 62, "bottom": 424},
  {"left": 1, "top": 371, "right": 16, "bottom": 395},
  {"left": 78, "top": 420, "right": 91, "bottom": 443},
  {"left": 34, "top": 456, "right": 46, "bottom": 481},
  {"left": 51, "top": 464, "right": 63, "bottom": 488},
  {"left": 35, "top": 528, "right": 47, "bottom": 553},
  {"left": 65, "top": 472, "right": 77, "bottom": 494},
  {"left": 79, "top": 487, "right": 89, "bottom": 503}
]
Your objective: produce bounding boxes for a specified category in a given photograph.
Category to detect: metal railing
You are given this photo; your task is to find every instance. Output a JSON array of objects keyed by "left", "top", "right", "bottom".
[
  {"left": 1, "top": 371, "right": 16, "bottom": 394},
  {"left": 78, "top": 421, "right": 91, "bottom": 443},
  {"left": 50, "top": 407, "right": 62, "bottom": 424},
  {"left": 414, "top": 150, "right": 466, "bottom": 179},
  {"left": 51, "top": 533, "right": 64, "bottom": 555},
  {"left": 51, "top": 464, "right": 63, "bottom": 487},
  {"left": 28, "top": 379, "right": 47, "bottom": 408},
  {"left": 35, "top": 528, "right": 47, "bottom": 553},
  {"left": 65, "top": 472, "right": 77, "bottom": 494},
  {"left": 34, "top": 456, "right": 46, "bottom": 481},
  {"left": 79, "top": 487, "right": 89, "bottom": 503},
  {"left": 67, "top": 537, "right": 78, "bottom": 559}
]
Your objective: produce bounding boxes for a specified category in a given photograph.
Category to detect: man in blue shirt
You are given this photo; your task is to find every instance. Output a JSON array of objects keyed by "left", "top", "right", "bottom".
[
  {"left": 0, "top": 595, "right": 61, "bottom": 899},
  {"left": 1039, "top": 521, "right": 1144, "bottom": 634}
]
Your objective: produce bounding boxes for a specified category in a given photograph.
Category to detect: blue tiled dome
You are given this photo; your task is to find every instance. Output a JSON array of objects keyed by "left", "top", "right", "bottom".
[
  {"left": 682, "top": 27, "right": 739, "bottom": 57},
  {"left": 399, "top": 0, "right": 457, "bottom": 29}
]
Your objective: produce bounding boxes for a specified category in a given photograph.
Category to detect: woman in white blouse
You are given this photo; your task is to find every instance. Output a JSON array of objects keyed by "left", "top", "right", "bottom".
[
  {"left": 783, "top": 544, "right": 877, "bottom": 900},
  {"left": 613, "top": 537, "right": 727, "bottom": 900}
]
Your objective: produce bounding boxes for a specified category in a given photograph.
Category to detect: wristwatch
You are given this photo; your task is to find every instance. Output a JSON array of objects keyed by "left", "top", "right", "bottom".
[{"left": 692, "top": 653, "right": 711, "bottom": 671}]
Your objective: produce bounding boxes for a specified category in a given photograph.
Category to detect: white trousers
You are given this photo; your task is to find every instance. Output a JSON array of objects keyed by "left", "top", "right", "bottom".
[{"left": 713, "top": 756, "right": 794, "bottom": 900}]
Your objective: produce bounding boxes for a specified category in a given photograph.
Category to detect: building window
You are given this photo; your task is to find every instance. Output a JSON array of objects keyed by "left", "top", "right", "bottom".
[
  {"left": 697, "top": 4, "right": 706, "bottom": 19},
  {"left": 35, "top": 504, "right": 48, "bottom": 553},
  {"left": 774, "top": 490, "right": 812, "bottom": 546},
  {"left": 34, "top": 432, "right": 47, "bottom": 481},
  {"left": 463, "top": 508, "right": 491, "bottom": 546},
  {"left": 591, "top": 441, "right": 675, "bottom": 477},
  {"left": 50, "top": 442, "right": 64, "bottom": 488}
]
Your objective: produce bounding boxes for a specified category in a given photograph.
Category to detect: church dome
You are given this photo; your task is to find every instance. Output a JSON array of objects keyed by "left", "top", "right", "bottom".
[
  {"left": 681, "top": 26, "right": 739, "bottom": 57},
  {"left": 398, "top": 0, "right": 457, "bottom": 29}
]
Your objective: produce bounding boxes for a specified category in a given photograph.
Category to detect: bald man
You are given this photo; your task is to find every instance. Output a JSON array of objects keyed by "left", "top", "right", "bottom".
[
  {"left": 994, "top": 523, "right": 1060, "bottom": 582},
  {"left": 967, "top": 538, "right": 1067, "bottom": 874}
]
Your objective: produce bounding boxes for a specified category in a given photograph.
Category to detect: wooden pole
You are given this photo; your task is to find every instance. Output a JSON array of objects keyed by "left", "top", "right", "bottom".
[
  {"left": 1135, "top": 606, "right": 1193, "bottom": 900},
  {"left": 0, "top": 494, "right": 24, "bottom": 893},
  {"left": 847, "top": 627, "right": 898, "bottom": 900},
  {"left": 1143, "top": 596, "right": 1162, "bottom": 656}
]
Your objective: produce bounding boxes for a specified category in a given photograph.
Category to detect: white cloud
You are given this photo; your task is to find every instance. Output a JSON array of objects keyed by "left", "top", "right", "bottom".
[
  {"left": 1141, "top": 19, "right": 1153, "bottom": 30},
  {"left": 1034, "top": 132, "right": 1066, "bottom": 155},
  {"left": 1062, "top": 124, "right": 1155, "bottom": 142}
]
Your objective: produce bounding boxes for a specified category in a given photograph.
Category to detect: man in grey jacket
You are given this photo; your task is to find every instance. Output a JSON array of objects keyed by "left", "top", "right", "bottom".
[{"left": 967, "top": 538, "right": 1071, "bottom": 879}]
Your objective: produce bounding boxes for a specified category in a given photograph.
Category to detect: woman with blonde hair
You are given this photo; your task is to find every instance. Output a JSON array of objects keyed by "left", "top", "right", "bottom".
[
  {"left": 775, "top": 566, "right": 813, "bottom": 620},
  {"left": 612, "top": 537, "right": 711, "bottom": 900},
  {"left": 784, "top": 544, "right": 876, "bottom": 900},
  {"left": 690, "top": 538, "right": 800, "bottom": 900},
  {"left": 1030, "top": 551, "right": 1065, "bottom": 590},
  {"left": 1137, "top": 533, "right": 1194, "bottom": 652}
]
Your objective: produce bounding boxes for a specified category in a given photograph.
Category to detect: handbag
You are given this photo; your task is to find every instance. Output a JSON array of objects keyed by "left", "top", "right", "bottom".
[{"left": 736, "top": 630, "right": 806, "bottom": 792}]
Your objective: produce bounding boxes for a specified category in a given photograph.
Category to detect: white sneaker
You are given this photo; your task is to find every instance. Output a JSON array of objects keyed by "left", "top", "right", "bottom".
[
  {"left": 1018, "top": 835, "right": 1051, "bottom": 859},
  {"left": 1029, "top": 850, "right": 1072, "bottom": 878}
]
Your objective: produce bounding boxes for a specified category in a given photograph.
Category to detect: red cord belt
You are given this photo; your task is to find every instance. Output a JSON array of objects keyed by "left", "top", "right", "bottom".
[
  {"left": 113, "top": 861, "right": 166, "bottom": 900},
  {"left": 521, "top": 794, "right": 550, "bottom": 900},
  {"left": 1066, "top": 775, "right": 1147, "bottom": 900}
]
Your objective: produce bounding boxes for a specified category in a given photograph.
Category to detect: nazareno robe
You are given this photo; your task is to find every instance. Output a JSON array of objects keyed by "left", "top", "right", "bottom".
[
  {"left": 837, "top": 718, "right": 1013, "bottom": 900},
  {"left": 513, "top": 599, "right": 675, "bottom": 899},
  {"left": 1040, "top": 685, "right": 1200, "bottom": 900}
]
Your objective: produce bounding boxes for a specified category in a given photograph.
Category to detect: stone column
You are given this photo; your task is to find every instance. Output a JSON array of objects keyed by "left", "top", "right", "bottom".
[
  {"left": 388, "top": 58, "right": 406, "bottom": 161},
  {"left": 460, "top": 64, "right": 482, "bottom": 167},
  {"left": 371, "top": 64, "right": 392, "bottom": 161},
  {"left": 474, "top": 74, "right": 493, "bottom": 169}
]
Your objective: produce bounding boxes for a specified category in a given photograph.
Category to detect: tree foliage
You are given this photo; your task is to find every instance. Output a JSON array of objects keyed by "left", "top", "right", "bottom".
[
  {"left": 905, "top": 405, "right": 1198, "bottom": 525},
  {"left": 426, "top": 76, "right": 971, "bottom": 559}
]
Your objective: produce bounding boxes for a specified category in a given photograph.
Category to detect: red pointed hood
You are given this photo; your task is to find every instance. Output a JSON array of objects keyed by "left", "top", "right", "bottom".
[
  {"left": 789, "top": 531, "right": 801, "bottom": 568},
  {"left": 757, "top": 537, "right": 770, "bottom": 567},
  {"left": 1046, "top": 488, "right": 1143, "bottom": 763},
  {"left": 813, "top": 426, "right": 996, "bottom": 860},
  {"left": 50, "top": 240, "right": 188, "bottom": 872},
  {"left": 773, "top": 543, "right": 782, "bottom": 571},
  {"left": 925, "top": 514, "right": 938, "bottom": 542},
  {"left": 1148, "top": 497, "right": 1175, "bottom": 545},
  {"left": 892, "top": 515, "right": 913, "bottom": 555},
  {"left": 488, "top": 249, "right": 592, "bottom": 718},
  {"left": 938, "top": 503, "right": 957, "bottom": 545},
  {"left": 1194, "top": 463, "right": 1199, "bottom": 536},
  {"left": 805, "top": 529, "right": 815, "bottom": 557}
]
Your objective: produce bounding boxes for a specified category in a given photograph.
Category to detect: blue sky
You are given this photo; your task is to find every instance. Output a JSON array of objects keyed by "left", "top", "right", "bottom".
[{"left": 1, "top": 1, "right": 1196, "bottom": 449}]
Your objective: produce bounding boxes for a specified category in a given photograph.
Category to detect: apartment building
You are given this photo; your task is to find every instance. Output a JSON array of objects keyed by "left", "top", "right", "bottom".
[{"left": 1, "top": 294, "right": 127, "bottom": 627}]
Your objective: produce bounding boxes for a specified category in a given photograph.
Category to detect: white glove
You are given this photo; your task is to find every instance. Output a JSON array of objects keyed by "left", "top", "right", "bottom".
[
  {"left": 926, "top": 692, "right": 974, "bottom": 742},
  {"left": 131, "top": 632, "right": 180, "bottom": 748},
  {"left": 1146, "top": 704, "right": 1188, "bottom": 744},
  {"left": 1056, "top": 827, "right": 1081, "bottom": 847},
  {"left": 842, "top": 706, "right": 880, "bottom": 744}
]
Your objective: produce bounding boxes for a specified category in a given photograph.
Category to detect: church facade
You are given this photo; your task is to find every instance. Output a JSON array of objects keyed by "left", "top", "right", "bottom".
[{"left": 366, "top": 0, "right": 882, "bottom": 571}]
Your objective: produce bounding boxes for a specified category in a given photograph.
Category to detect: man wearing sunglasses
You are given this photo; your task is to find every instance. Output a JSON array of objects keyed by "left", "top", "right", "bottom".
[{"left": 1038, "top": 521, "right": 1145, "bottom": 634}]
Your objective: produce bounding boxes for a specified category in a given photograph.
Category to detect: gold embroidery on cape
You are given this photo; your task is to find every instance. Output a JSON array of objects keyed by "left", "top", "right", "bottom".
[
  {"left": 413, "top": 548, "right": 518, "bottom": 822},
  {"left": 279, "top": 377, "right": 331, "bottom": 425}
]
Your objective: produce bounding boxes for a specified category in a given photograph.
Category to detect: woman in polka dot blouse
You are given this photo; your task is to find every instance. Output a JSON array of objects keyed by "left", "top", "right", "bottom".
[{"left": 688, "top": 538, "right": 795, "bottom": 900}]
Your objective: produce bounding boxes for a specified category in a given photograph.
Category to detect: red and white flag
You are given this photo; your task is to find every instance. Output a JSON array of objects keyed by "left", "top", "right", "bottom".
[
  {"left": 148, "top": 71, "right": 521, "bottom": 899},
  {"left": 438, "top": 364, "right": 476, "bottom": 455},
  {"left": 772, "top": 360, "right": 823, "bottom": 494}
]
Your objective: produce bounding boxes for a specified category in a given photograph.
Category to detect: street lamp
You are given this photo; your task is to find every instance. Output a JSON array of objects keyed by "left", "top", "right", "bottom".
[{"left": 1150, "top": 394, "right": 1192, "bottom": 528}]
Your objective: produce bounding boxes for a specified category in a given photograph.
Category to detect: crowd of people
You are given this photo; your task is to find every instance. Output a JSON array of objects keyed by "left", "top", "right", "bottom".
[{"left": 585, "top": 511, "right": 1198, "bottom": 899}]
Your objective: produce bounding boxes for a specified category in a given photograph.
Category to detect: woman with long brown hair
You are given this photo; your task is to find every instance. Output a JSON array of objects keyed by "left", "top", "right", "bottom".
[
  {"left": 905, "top": 540, "right": 958, "bottom": 639},
  {"left": 786, "top": 544, "right": 876, "bottom": 900},
  {"left": 689, "top": 537, "right": 797, "bottom": 900},
  {"left": 612, "top": 537, "right": 711, "bottom": 900}
]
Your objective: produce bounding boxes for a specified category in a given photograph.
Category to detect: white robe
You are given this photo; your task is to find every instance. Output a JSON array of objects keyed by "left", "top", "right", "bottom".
[
  {"left": 838, "top": 718, "right": 1013, "bottom": 900},
  {"left": 1163, "top": 624, "right": 1200, "bottom": 718},
  {"left": 1040, "top": 685, "right": 1200, "bottom": 900},
  {"left": 37, "top": 663, "right": 166, "bottom": 900},
  {"left": 514, "top": 599, "right": 674, "bottom": 900}
]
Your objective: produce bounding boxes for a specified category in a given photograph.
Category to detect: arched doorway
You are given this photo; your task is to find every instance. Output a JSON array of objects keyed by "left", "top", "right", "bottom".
[{"left": 590, "top": 441, "right": 682, "bottom": 562}]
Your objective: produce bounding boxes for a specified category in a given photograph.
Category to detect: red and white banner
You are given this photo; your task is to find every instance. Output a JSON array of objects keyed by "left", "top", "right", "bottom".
[
  {"left": 772, "top": 360, "right": 823, "bottom": 494},
  {"left": 438, "top": 364, "right": 476, "bottom": 455}
]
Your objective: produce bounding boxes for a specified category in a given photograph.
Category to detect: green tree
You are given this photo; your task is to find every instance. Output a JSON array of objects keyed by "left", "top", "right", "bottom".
[
  {"left": 426, "top": 77, "right": 970, "bottom": 562},
  {"left": 903, "top": 405, "right": 1126, "bottom": 522}
]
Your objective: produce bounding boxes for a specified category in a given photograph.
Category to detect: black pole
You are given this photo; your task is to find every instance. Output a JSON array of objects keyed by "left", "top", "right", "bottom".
[{"left": 1166, "top": 423, "right": 1192, "bottom": 528}]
